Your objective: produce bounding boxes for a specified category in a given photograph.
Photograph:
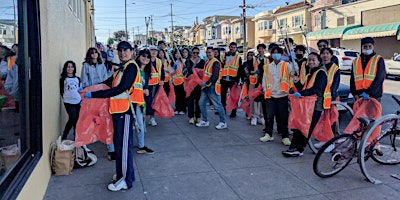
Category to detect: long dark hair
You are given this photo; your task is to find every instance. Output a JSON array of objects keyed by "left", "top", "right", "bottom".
[
  {"left": 84, "top": 47, "right": 103, "bottom": 65},
  {"left": 135, "top": 49, "right": 151, "bottom": 74},
  {"left": 60, "top": 60, "right": 77, "bottom": 78}
]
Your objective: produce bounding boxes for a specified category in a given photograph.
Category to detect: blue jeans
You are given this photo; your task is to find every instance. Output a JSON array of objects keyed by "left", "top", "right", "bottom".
[
  {"left": 135, "top": 106, "right": 145, "bottom": 148},
  {"left": 199, "top": 85, "right": 225, "bottom": 123},
  {"left": 112, "top": 112, "right": 135, "bottom": 188}
]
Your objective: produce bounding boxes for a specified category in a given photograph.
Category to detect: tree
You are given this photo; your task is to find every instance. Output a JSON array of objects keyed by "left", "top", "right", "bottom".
[
  {"left": 107, "top": 37, "right": 114, "bottom": 46},
  {"left": 113, "top": 30, "right": 129, "bottom": 42}
]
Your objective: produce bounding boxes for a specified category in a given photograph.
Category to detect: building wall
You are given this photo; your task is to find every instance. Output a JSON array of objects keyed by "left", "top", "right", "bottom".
[
  {"left": 246, "top": 20, "right": 255, "bottom": 48},
  {"left": 17, "top": 0, "right": 93, "bottom": 199},
  {"left": 220, "top": 22, "right": 232, "bottom": 43},
  {"left": 362, "top": 4, "right": 400, "bottom": 26},
  {"left": 275, "top": 8, "right": 310, "bottom": 45},
  {"left": 341, "top": 36, "right": 400, "bottom": 59}
]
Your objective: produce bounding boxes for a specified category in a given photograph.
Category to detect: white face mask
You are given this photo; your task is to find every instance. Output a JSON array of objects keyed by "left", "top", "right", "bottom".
[{"left": 362, "top": 49, "right": 373, "bottom": 55}]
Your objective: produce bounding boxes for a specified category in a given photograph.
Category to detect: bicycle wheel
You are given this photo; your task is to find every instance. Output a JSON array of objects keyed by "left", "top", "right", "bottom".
[
  {"left": 313, "top": 134, "right": 358, "bottom": 178},
  {"left": 308, "top": 101, "right": 354, "bottom": 154},
  {"left": 359, "top": 114, "right": 400, "bottom": 184}
]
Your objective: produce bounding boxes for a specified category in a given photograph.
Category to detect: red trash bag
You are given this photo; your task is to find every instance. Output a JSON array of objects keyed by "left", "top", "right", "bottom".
[
  {"left": 226, "top": 84, "right": 241, "bottom": 111},
  {"left": 288, "top": 95, "right": 318, "bottom": 137},
  {"left": 76, "top": 84, "right": 114, "bottom": 147},
  {"left": 168, "top": 81, "right": 176, "bottom": 104},
  {"left": 312, "top": 105, "right": 339, "bottom": 142},
  {"left": 248, "top": 84, "right": 263, "bottom": 100},
  {"left": 239, "top": 95, "right": 251, "bottom": 117},
  {"left": 184, "top": 69, "right": 204, "bottom": 97},
  {"left": 152, "top": 86, "right": 174, "bottom": 118},
  {"left": 343, "top": 98, "right": 382, "bottom": 142}
]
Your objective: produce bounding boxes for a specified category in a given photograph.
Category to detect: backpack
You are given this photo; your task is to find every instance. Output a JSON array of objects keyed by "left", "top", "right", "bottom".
[{"left": 74, "top": 146, "right": 97, "bottom": 168}]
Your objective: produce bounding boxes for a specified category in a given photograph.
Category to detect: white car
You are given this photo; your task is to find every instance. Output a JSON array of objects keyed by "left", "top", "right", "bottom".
[
  {"left": 385, "top": 54, "right": 400, "bottom": 78},
  {"left": 331, "top": 48, "right": 359, "bottom": 71}
]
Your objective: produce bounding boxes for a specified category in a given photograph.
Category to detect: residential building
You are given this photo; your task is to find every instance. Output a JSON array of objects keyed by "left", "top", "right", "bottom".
[
  {"left": 253, "top": 10, "right": 276, "bottom": 45},
  {"left": 231, "top": 17, "right": 255, "bottom": 49},
  {"left": 0, "top": 0, "right": 95, "bottom": 199},
  {"left": 134, "top": 34, "right": 146, "bottom": 45},
  {"left": 220, "top": 19, "right": 232, "bottom": 44},
  {"left": 197, "top": 24, "right": 206, "bottom": 45},
  {"left": 0, "top": 19, "right": 17, "bottom": 45}
]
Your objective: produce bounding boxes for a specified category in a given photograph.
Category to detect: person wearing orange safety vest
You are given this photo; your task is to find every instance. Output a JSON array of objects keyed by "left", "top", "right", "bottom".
[
  {"left": 282, "top": 52, "right": 327, "bottom": 157},
  {"left": 221, "top": 42, "right": 243, "bottom": 118},
  {"left": 170, "top": 49, "right": 187, "bottom": 114},
  {"left": 146, "top": 45, "right": 165, "bottom": 127},
  {"left": 294, "top": 45, "right": 308, "bottom": 85},
  {"left": 260, "top": 46, "right": 294, "bottom": 147},
  {"left": 320, "top": 47, "right": 340, "bottom": 109},
  {"left": 350, "top": 37, "right": 386, "bottom": 102},
  {"left": 196, "top": 47, "right": 227, "bottom": 130},
  {"left": 157, "top": 49, "right": 171, "bottom": 97},
  {"left": 84, "top": 41, "right": 143, "bottom": 191}
]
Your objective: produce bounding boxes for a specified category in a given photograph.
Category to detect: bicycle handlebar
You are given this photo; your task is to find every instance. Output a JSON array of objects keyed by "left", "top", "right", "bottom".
[{"left": 392, "top": 95, "right": 400, "bottom": 106}]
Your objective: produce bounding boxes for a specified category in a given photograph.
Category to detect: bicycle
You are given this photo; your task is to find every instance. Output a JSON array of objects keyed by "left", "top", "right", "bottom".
[
  {"left": 313, "top": 96, "right": 400, "bottom": 183},
  {"left": 308, "top": 100, "right": 354, "bottom": 154}
]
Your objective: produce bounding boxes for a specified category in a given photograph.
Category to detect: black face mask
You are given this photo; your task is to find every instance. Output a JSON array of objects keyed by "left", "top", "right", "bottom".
[{"left": 296, "top": 54, "right": 303, "bottom": 60}]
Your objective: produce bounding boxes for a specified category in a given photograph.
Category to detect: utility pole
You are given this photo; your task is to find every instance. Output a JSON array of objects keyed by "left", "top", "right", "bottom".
[
  {"left": 239, "top": 0, "right": 254, "bottom": 52},
  {"left": 132, "top": 27, "right": 135, "bottom": 43},
  {"left": 170, "top": 3, "right": 174, "bottom": 44},
  {"left": 13, "top": 0, "right": 16, "bottom": 43},
  {"left": 151, "top": 15, "right": 154, "bottom": 45},
  {"left": 124, "top": 0, "right": 128, "bottom": 40},
  {"left": 136, "top": 26, "right": 140, "bottom": 44},
  {"left": 145, "top": 17, "right": 151, "bottom": 45}
]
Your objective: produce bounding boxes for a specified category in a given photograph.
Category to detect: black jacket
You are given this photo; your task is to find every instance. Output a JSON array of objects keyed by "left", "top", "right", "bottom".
[
  {"left": 184, "top": 58, "right": 205, "bottom": 77},
  {"left": 205, "top": 60, "right": 221, "bottom": 85},
  {"left": 324, "top": 62, "right": 341, "bottom": 101},
  {"left": 295, "top": 66, "right": 327, "bottom": 111}
]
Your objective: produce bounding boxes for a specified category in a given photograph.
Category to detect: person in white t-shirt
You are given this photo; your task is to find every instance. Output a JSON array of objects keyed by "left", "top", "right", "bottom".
[{"left": 60, "top": 60, "right": 82, "bottom": 140}]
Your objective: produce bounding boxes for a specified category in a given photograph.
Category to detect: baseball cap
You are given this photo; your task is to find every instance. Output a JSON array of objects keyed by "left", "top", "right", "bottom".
[
  {"left": 149, "top": 45, "right": 158, "bottom": 50},
  {"left": 117, "top": 41, "right": 133, "bottom": 51}
]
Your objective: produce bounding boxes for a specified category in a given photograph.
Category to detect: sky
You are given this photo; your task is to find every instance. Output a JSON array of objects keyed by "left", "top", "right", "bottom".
[
  {"left": 94, "top": 0, "right": 300, "bottom": 43},
  {"left": 0, "top": 1, "right": 17, "bottom": 20}
]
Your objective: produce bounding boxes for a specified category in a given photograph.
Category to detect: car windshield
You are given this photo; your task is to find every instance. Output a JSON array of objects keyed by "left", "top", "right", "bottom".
[
  {"left": 395, "top": 56, "right": 400, "bottom": 61},
  {"left": 344, "top": 51, "right": 358, "bottom": 57}
]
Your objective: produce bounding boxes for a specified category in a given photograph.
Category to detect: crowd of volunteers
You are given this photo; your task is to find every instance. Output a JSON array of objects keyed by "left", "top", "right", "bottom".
[{"left": 58, "top": 36, "right": 385, "bottom": 191}]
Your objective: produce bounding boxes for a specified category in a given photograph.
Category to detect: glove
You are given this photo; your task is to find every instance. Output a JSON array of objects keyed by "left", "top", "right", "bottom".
[
  {"left": 255, "top": 69, "right": 260, "bottom": 74},
  {"left": 202, "top": 82, "right": 207, "bottom": 87},
  {"left": 360, "top": 92, "right": 369, "bottom": 100},
  {"left": 293, "top": 92, "right": 301, "bottom": 98},
  {"left": 183, "top": 68, "right": 188, "bottom": 74},
  {"left": 84, "top": 92, "right": 92, "bottom": 98},
  {"left": 77, "top": 87, "right": 83, "bottom": 91},
  {"left": 1, "top": 73, "right": 6, "bottom": 79}
]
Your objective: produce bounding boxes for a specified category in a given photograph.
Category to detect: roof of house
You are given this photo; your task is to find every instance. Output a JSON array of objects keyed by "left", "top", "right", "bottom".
[{"left": 274, "top": 0, "right": 310, "bottom": 14}]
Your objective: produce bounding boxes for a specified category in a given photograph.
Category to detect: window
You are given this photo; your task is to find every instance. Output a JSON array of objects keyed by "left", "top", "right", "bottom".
[
  {"left": 347, "top": 16, "right": 355, "bottom": 25},
  {"left": 228, "top": 26, "right": 231, "bottom": 34},
  {"left": 1, "top": 0, "right": 42, "bottom": 199},
  {"left": 268, "top": 20, "right": 273, "bottom": 29},
  {"left": 337, "top": 17, "right": 345, "bottom": 26},
  {"left": 2, "top": 30, "right": 6, "bottom": 35},
  {"left": 315, "top": 14, "right": 321, "bottom": 27},
  {"left": 258, "top": 22, "right": 262, "bottom": 31},
  {"left": 292, "top": 15, "right": 304, "bottom": 27},
  {"left": 263, "top": 21, "right": 268, "bottom": 30},
  {"left": 235, "top": 26, "right": 240, "bottom": 34},
  {"left": 68, "top": 0, "right": 83, "bottom": 23},
  {"left": 278, "top": 18, "right": 287, "bottom": 28}
]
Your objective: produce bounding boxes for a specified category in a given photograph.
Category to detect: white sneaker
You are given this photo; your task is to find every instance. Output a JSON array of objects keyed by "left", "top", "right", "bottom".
[
  {"left": 178, "top": 111, "right": 185, "bottom": 115},
  {"left": 314, "top": 141, "right": 326, "bottom": 149},
  {"left": 107, "top": 179, "right": 128, "bottom": 191},
  {"left": 251, "top": 118, "right": 257, "bottom": 126},
  {"left": 174, "top": 111, "right": 179, "bottom": 114},
  {"left": 257, "top": 118, "right": 265, "bottom": 125},
  {"left": 149, "top": 117, "right": 157, "bottom": 126},
  {"left": 196, "top": 120, "right": 209, "bottom": 127},
  {"left": 215, "top": 122, "right": 227, "bottom": 130}
]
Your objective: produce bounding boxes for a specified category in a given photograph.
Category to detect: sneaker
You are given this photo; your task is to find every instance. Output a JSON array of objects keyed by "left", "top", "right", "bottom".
[
  {"left": 149, "top": 117, "right": 158, "bottom": 126},
  {"left": 259, "top": 134, "right": 274, "bottom": 142},
  {"left": 282, "top": 149, "right": 303, "bottom": 157},
  {"left": 196, "top": 118, "right": 201, "bottom": 123},
  {"left": 196, "top": 120, "right": 209, "bottom": 127},
  {"left": 107, "top": 179, "right": 128, "bottom": 191},
  {"left": 137, "top": 146, "right": 154, "bottom": 154},
  {"left": 179, "top": 111, "right": 186, "bottom": 115},
  {"left": 251, "top": 118, "right": 257, "bottom": 126},
  {"left": 215, "top": 122, "right": 227, "bottom": 130},
  {"left": 282, "top": 138, "right": 291, "bottom": 146},
  {"left": 257, "top": 118, "right": 265, "bottom": 125},
  {"left": 314, "top": 141, "right": 326, "bottom": 149},
  {"left": 107, "top": 152, "right": 116, "bottom": 160},
  {"left": 188, "top": 118, "right": 195, "bottom": 124},
  {"left": 174, "top": 111, "right": 179, "bottom": 114}
]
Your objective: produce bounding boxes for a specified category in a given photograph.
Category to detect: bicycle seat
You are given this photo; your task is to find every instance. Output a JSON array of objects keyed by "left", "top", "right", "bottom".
[{"left": 357, "top": 117, "right": 375, "bottom": 126}]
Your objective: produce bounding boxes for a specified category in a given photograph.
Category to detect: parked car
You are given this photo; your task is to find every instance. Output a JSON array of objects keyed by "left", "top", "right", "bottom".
[
  {"left": 331, "top": 48, "right": 359, "bottom": 71},
  {"left": 237, "top": 45, "right": 244, "bottom": 53},
  {"left": 385, "top": 54, "right": 400, "bottom": 78}
]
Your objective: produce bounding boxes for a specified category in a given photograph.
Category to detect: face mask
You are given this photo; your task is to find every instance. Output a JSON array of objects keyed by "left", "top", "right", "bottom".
[
  {"left": 272, "top": 53, "right": 281, "bottom": 61},
  {"left": 362, "top": 49, "right": 373, "bottom": 55},
  {"left": 296, "top": 54, "right": 303, "bottom": 60}
]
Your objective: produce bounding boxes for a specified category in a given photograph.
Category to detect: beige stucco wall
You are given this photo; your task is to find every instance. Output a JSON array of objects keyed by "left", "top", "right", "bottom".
[
  {"left": 17, "top": 0, "right": 92, "bottom": 199},
  {"left": 275, "top": 8, "right": 310, "bottom": 45}
]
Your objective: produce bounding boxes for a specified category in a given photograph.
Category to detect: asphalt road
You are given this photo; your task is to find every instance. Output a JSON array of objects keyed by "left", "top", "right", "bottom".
[{"left": 340, "top": 73, "right": 400, "bottom": 115}]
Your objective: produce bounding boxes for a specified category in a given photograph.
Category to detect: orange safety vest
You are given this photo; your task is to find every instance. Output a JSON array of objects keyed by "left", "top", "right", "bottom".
[
  {"left": 222, "top": 53, "right": 240, "bottom": 77},
  {"left": 249, "top": 58, "right": 269, "bottom": 85},
  {"left": 203, "top": 58, "right": 222, "bottom": 95},
  {"left": 163, "top": 59, "right": 170, "bottom": 82},
  {"left": 323, "top": 63, "right": 340, "bottom": 109},
  {"left": 172, "top": 61, "right": 185, "bottom": 86},
  {"left": 7, "top": 56, "right": 15, "bottom": 70},
  {"left": 148, "top": 58, "right": 162, "bottom": 85},
  {"left": 303, "top": 68, "right": 327, "bottom": 90},
  {"left": 109, "top": 60, "right": 145, "bottom": 114},
  {"left": 353, "top": 55, "right": 381, "bottom": 91},
  {"left": 299, "top": 61, "right": 308, "bottom": 85},
  {"left": 264, "top": 61, "right": 290, "bottom": 99}
]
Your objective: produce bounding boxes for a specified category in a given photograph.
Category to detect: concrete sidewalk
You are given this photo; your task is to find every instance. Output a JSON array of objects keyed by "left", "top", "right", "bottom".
[{"left": 44, "top": 108, "right": 400, "bottom": 200}]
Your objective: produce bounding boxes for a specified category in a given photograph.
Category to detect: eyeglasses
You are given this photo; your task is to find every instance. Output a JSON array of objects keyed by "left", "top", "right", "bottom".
[
  {"left": 192, "top": 51, "right": 199, "bottom": 54},
  {"left": 140, "top": 54, "right": 150, "bottom": 58}
]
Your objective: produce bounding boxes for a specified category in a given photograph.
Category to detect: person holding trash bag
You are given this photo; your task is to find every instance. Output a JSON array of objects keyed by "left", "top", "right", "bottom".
[
  {"left": 83, "top": 41, "right": 143, "bottom": 191},
  {"left": 282, "top": 52, "right": 327, "bottom": 157}
]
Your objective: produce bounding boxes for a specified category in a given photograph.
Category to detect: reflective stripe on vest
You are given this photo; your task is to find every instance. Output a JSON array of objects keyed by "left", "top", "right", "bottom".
[
  {"left": 353, "top": 55, "right": 381, "bottom": 91},
  {"left": 172, "top": 62, "right": 185, "bottom": 85},
  {"left": 323, "top": 63, "right": 339, "bottom": 109},
  {"left": 163, "top": 59, "right": 170, "bottom": 82},
  {"left": 148, "top": 58, "right": 162, "bottom": 85},
  {"left": 299, "top": 61, "right": 307, "bottom": 84},
  {"left": 264, "top": 61, "right": 290, "bottom": 99},
  {"left": 109, "top": 60, "right": 145, "bottom": 114},
  {"left": 203, "top": 58, "right": 221, "bottom": 95},
  {"left": 303, "top": 68, "right": 326, "bottom": 90},
  {"left": 249, "top": 59, "right": 261, "bottom": 85},
  {"left": 222, "top": 54, "right": 240, "bottom": 77},
  {"left": 7, "top": 56, "right": 15, "bottom": 70}
]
